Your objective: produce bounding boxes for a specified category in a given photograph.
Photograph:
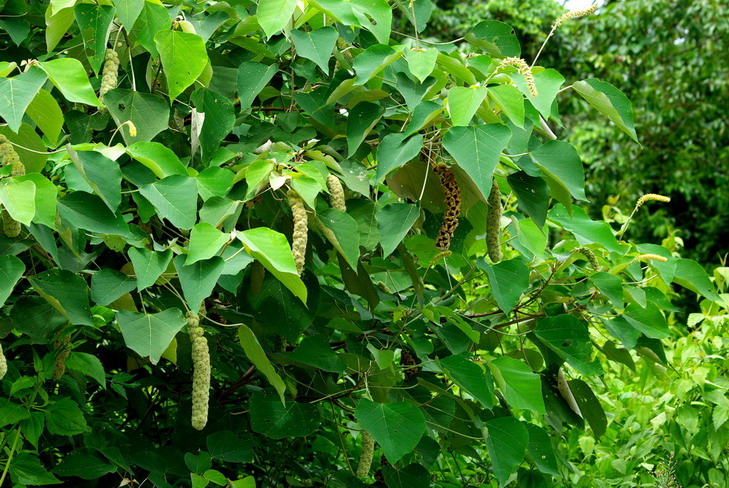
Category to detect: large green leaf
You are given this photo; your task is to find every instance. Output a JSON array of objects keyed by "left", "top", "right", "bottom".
[
  {"left": 0, "top": 178, "right": 35, "bottom": 225},
  {"left": 376, "top": 133, "right": 424, "bottom": 184},
  {"left": 287, "top": 335, "right": 345, "bottom": 374},
  {"left": 442, "top": 124, "right": 512, "bottom": 201},
  {"left": 0, "top": 125, "right": 49, "bottom": 173},
  {"left": 534, "top": 315, "right": 603, "bottom": 375},
  {"left": 376, "top": 203, "right": 420, "bottom": 257},
  {"left": 190, "top": 88, "right": 235, "bottom": 162},
  {"left": 466, "top": 20, "right": 520, "bottom": 57},
  {"left": 52, "top": 448, "right": 115, "bottom": 480},
  {"left": 74, "top": 3, "right": 116, "bottom": 73},
  {"left": 238, "top": 324, "right": 287, "bottom": 403},
  {"left": 440, "top": 353, "right": 495, "bottom": 408},
  {"left": 186, "top": 223, "right": 230, "bottom": 265},
  {"left": 352, "top": 44, "right": 402, "bottom": 85},
  {"left": 0, "top": 67, "right": 47, "bottom": 132},
  {"left": 484, "top": 417, "right": 528, "bottom": 486},
  {"left": 257, "top": 0, "right": 297, "bottom": 37},
  {"left": 116, "top": 308, "right": 187, "bottom": 364},
  {"left": 589, "top": 272, "right": 624, "bottom": 308},
  {"left": 318, "top": 209, "right": 360, "bottom": 270},
  {"left": 104, "top": 89, "right": 170, "bottom": 145},
  {"left": 291, "top": 27, "right": 338, "bottom": 73},
  {"left": 489, "top": 84, "right": 525, "bottom": 128},
  {"left": 623, "top": 302, "right": 669, "bottom": 339},
  {"left": 672, "top": 259, "right": 721, "bottom": 302},
  {"left": 448, "top": 85, "right": 488, "bottom": 126},
  {"left": 347, "top": 101, "right": 384, "bottom": 157},
  {"left": 0, "top": 254, "right": 25, "bottom": 308},
  {"left": 482, "top": 258, "right": 530, "bottom": 312},
  {"left": 513, "top": 69, "right": 565, "bottom": 119},
  {"left": 126, "top": 142, "right": 188, "bottom": 178},
  {"left": 115, "top": 0, "right": 145, "bottom": 33},
  {"left": 173, "top": 255, "right": 225, "bottom": 313},
  {"left": 40, "top": 58, "right": 101, "bottom": 106},
  {"left": 236, "top": 227, "right": 307, "bottom": 303},
  {"left": 524, "top": 423, "right": 559, "bottom": 476},
  {"left": 154, "top": 30, "right": 209, "bottom": 100},
  {"left": 128, "top": 247, "right": 173, "bottom": 291},
  {"left": 10, "top": 452, "right": 62, "bottom": 486},
  {"left": 568, "top": 379, "right": 607, "bottom": 438},
  {"left": 67, "top": 147, "right": 122, "bottom": 212},
  {"left": 139, "top": 175, "right": 198, "bottom": 230},
  {"left": 25, "top": 89, "right": 64, "bottom": 145},
  {"left": 573, "top": 78, "right": 638, "bottom": 142},
  {"left": 490, "top": 356, "right": 545, "bottom": 414},
  {"left": 249, "top": 390, "right": 321, "bottom": 439},
  {"left": 311, "top": 0, "right": 392, "bottom": 44},
  {"left": 354, "top": 399, "right": 426, "bottom": 464},
  {"left": 404, "top": 47, "right": 438, "bottom": 83},
  {"left": 90, "top": 269, "right": 136, "bottom": 306},
  {"left": 28, "top": 269, "right": 94, "bottom": 326},
  {"left": 531, "top": 140, "right": 586, "bottom": 210},
  {"left": 130, "top": 1, "right": 170, "bottom": 57},
  {"left": 12, "top": 174, "right": 56, "bottom": 229},
  {"left": 549, "top": 205, "right": 621, "bottom": 252},
  {"left": 237, "top": 62, "right": 278, "bottom": 111}
]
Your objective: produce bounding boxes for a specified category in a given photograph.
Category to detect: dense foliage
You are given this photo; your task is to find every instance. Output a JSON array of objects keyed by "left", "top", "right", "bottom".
[{"left": 0, "top": 1, "right": 725, "bottom": 487}]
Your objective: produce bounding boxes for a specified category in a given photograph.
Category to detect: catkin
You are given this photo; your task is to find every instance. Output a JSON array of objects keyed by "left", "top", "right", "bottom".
[
  {"left": 327, "top": 174, "right": 346, "bottom": 212},
  {"left": 188, "top": 312, "right": 210, "bottom": 431},
  {"left": 52, "top": 336, "right": 71, "bottom": 380},
  {"left": 288, "top": 190, "right": 308, "bottom": 275},
  {"left": 573, "top": 246, "right": 600, "bottom": 269},
  {"left": 636, "top": 193, "right": 671, "bottom": 209},
  {"left": 433, "top": 163, "right": 461, "bottom": 251},
  {"left": 0, "top": 136, "right": 24, "bottom": 237},
  {"left": 486, "top": 182, "right": 503, "bottom": 263},
  {"left": 99, "top": 48, "right": 120, "bottom": 101},
  {"left": 0, "top": 343, "right": 7, "bottom": 380},
  {"left": 496, "top": 57, "right": 538, "bottom": 97},
  {"left": 634, "top": 253, "right": 668, "bottom": 263},
  {"left": 356, "top": 431, "right": 375, "bottom": 478},
  {"left": 553, "top": 3, "right": 598, "bottom": 30}
]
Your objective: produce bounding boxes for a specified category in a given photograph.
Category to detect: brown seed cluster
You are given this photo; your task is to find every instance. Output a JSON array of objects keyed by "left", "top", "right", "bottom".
[
  {"left": 288, "top": 190, "right": 308, "bottom": 275},
  {"left": 487, "top": 182, "right": 503, "bottom": 263},
  {"left": 327, "top": 174, "right": 346, "bottom": 212},
  {"left": 356, "top": 431, "right": 375, "bottom": 478},
  {"left": 433, "top": 163, "right": 461, "bottom": 251},
  {"left": 188, "top": 312, "right": 211, "bottom": 430}
]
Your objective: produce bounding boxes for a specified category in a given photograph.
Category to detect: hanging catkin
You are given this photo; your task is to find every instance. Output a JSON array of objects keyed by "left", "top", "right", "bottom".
[
  {"left": 433, "top": 163, "right": 461, "bottom": 251},
  {"left": 573, "top": 246, "right": 599, "bottom": 269},
  {"left": 486, "top": 182, "right": 503, "bottom": 263},
  {"left": 52, "top": 336, "right": 71, "bottom": 380},
  {"left": 288, "top": 190, "right": 308, "bottom": 275},
  {"left": 0, "top": 135, "right": 25, "bottom": 237},
  {"left": 188, "top": 312, "right": 211, "bottom": 430},
  {"left": 99, "top": 48, "right": 120, "bottom": 101},
  {"left": 356, "top": 431, "right": 375, "bottom": 478},
  {"left": 327, "top": 174, "right": 346, "bottom": 212},
  {"left": 0, "top": 343, "right": 7, "bottom": 380}
]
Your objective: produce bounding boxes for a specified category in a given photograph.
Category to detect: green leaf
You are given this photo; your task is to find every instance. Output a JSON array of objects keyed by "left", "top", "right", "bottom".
[
  {"left": 173, "top": 255, "right": 225, "bottom": 313},
  {"left": 354, "top": 399, "right": 426, "bottom": 464},
  {"left": 353, "top": 44, "right": 402, "bottom": 85},
  {"left": 508, "top": 171, "right": 549, "bottom": 227},
  {"left": 52, "top": 448, "right": 115, "bottom": 480},
  {"left": 376, "top": 133, "right": 423, "bottom": 184},
  {"left": 442, "top": 124, "right": 512, "bottom": 201},
  {"left": 448, "top": 85, "right": 488, "bottom": 126},
  {"left": 0, "top": 398, "right": 30, "bottom": 428},
  {"left": 382, "top": 464, "right": 430, "bottom": 488},
  {"left": 291, "top": 27, "right": 338, "bottom": 73},
  {"left": 10, "top": 453, "right": 62, "bottom": 486},
  {"left": 236, "top": 227, "right": 307, "bottom": 303},
  {"left": 573, "top": 78, "right": 638, "bottom": 142},
  {"left": 115, "top": 0, "right": 145, "bottom": 34},
  {"left": 91, "top": 268, "right": 136, "bottom": 306},
  {"left": 257, "top": 0, "right": 297, "bottom": 37},
  {"left": 207, "top": 431, "right": 253, "bottom": 463},
  {"left": 0, "top": 254, "right": 24, "bottom": 308},
  {"left": 623, "top": 302, "right": 669, "bottom": 339},
  {"left": 59, "top": 192, "right": 132, "bottom": 237},
  {"left": 0, "top": 178, "right": 35, "bottom": 225},
  {"left": 524, "top": 423, "right": 559, "bottom": 476},
  {"left": 482, "top": 258, "right": 530, "bottom": 312},
  {"left": 196, "top": 167, "right": 234, "bottom": 201},
  {"left": 28, "top": 269, "right": 94, "bottom": 326},
  {"left": 549, "top": 205, "right": 621, "bottom": 252},
  {"left": 45, "top": 6, "right": 75, "bottom": 53},
  {"left": 287, "top": 335, "right": 345, "bottom": 373},
  {"left": 489, "top": 84, "right": 525, "bottom": 128},
  {"left": 65, "top": 352, "right": 106, "bottom": 388},
  {"left": 74, "top": 4, "right": 116, "bottom": 73},
  {"left": 139, "top": 175, "right": 198, "bottom": 230},
  {"left": 45, "top": 398, "right": 87, "bottom": 435},
  {"left": 568, "top": 379, "right": 607, "bottom": 438},
  {"left": 105, "top": 89, "right": 170, "bottom": 145},
  {"left": 440, "top": 354, "right": 495, "bottom": 408},
  {"left": 130, "top": 1, "right": 170, "bottom": 57},
  {"left": 484, "top": 417, "right": 528, "bottom": 486},
  {"left": 12, "top": 175, "right": 55, "bottom": 229},
  {"left": 40, "top": 58, "right": 102, "bottom": 106},
  {"left": 376, "top": 203, "right": 420, "bottom": 257},
  {"left": 513, "top": 69, "right": 564, "bottom": 119},
  {"left": 347, "top": 101, "right": 384, "bottom": 157},
  {"left": 672, "top": 259, "right": 721, "bottom": 302},
  {"left": 238, "top": 323, "right": 287, "bottom": 403},
  {"left": 404, "top": 47, "right": 438, "bottom": 83},
  {"left": 404, "top": 100, "right": 443, "bottom": 136},
  {"left": 25, "top": 89, "right": 64, "bottom": 145},
  {"left": 311, "top": 0, "right": 392, "bottom": 44},
  {"left": 0, "top": 124, "right": 49, "bottom": 173},
  {"left": 249, "top": 389, "right": 321, "bottom": 439},
  {"left": 534, "top": 315, "right": 603, "bottom": 375},
  {"left": 0, "top": 67, "right": 47, "bottom": 132},
  {"left": 490, "top": 356, "right": 545, "bottom": 414},
  {"left": 318, "top": 208, "right": 360, "bottom": 270},
  {"left": 186, "top": 223, "right": 230, "bottom": 265},
  {"left": 116, "top": 308, "right": 187, "bottom": 364},
  {"left": 589, "top": 272, "right": 623, "bottom": 308},
  {"left": 247, "top": 274, "right": 316, "bottom": 341},
  {"left": 67, "top": 147, "right": 122, "bottom": 212},
  {"left": 531, "top": 140, "right": 586, "bottom": 208},
  {"left": 126, "top": 142, "right": 188, "bottom": 178},
  {"left": 128, "top": 247, "right": 173, "bottom": 291},
  {"left": 237, "top": 62, "right": 278, "bottom": 111},
  {"left": 191, "top": 88, "right": 235, "bottom": 162},
  {"left": 466, "top": 21, "right": 521, "bottom": 57},
  {"left": 154, "top": 30, "right": 209, "bottom": 101}
]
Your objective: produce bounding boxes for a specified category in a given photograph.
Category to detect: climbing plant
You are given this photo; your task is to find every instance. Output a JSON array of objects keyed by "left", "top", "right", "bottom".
[{"left": 0, "top": 1, "right": 724, "bottom": 487}]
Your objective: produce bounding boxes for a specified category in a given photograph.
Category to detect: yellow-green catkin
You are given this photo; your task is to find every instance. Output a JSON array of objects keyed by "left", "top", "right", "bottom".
[
  {"left": 432, "top": 163, "right": 461, "bottom": 251},
  {"left": 552, "top": 3, "right": 598, "bottom": 30},
  {"left": 288, "top": 190, "right": 308, "bottom": 275},
  {"left": 634, "top": 253, "right": 669, "bottom": 263},
  {"left": 0, "top": 343, "right": 7, "bottom": 380},
  {"left": 99, "top": 48, "right": 120, "bottom": 101},
  {"left": 52, "top": 336, "right": 71, "bottom": 380},
  {"left": 573, "top": 246, "right": 600, "bottom": 269},
  {"left": 496, "top": 57, "right": 538, "bottom": 97},
  {"left": 636, "top": 193, "right": 671, "bottom": 209},
  {"left": 188, "top": 312, "right": 210, "bottom": 431},
  {"left": 356, "top": 431, "right": 375, "bottom": 478},
  {"left": 0, "top": 136, "right": 24, "bottom": 237},
  {"left": 486, "top": 182, "right": 503, "bottom": 263},
  {"left": 327, "top": 174, "right": 346, "bottom": 212}
]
